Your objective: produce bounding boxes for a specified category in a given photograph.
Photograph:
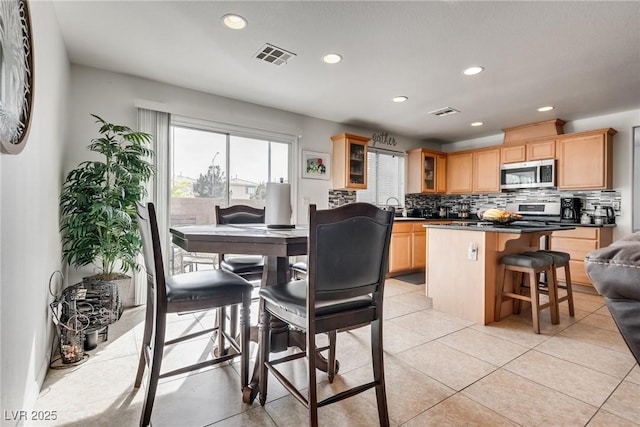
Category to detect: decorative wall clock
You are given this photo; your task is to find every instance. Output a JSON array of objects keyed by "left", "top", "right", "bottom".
[{"left": 0, "top": 0, "right": 34, "bottom": 155}]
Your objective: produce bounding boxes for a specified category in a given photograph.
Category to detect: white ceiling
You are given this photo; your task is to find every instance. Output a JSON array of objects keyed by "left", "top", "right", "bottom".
[{"left": 52, "top": 1, "right": 640, "bottom": 143}]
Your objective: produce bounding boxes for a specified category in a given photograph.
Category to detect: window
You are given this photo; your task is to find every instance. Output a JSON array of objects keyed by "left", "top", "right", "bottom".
[
  {"left": 357, "top": 148, "right": 405, "bottom": 206},
  {"left": 168, "top": 116, "right": 293, "bottom": 273}
]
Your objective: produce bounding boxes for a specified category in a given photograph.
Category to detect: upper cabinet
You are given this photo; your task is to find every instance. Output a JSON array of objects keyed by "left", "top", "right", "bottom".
[
  {"left": 501, "top": 140, "right": 556, "bottom": 164},
  {"left": 407, "top": 148, "right": 447, "bottom": 194},
  {"left": 557, "top": 128, "right": 616, "bottom": 190},
  {"left": 446, "top": 151, "right": 473, "bottom": 194},
  {"left": 472, "top": 147, "right": 501, "bottom": 193},
  {"left": 447, "top": 148, "right": 500, "bottom": 194},
  {"left": 331, "top": 133, "right": 370, "bottom": 190}
]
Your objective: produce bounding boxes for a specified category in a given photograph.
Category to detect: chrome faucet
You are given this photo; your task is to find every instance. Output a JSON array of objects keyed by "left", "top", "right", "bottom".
[
  {"left": 384, "top": 197, "right": 406, "bottom": 217},
  {"left": 385, "top": 196, "right": 401, "bottom": 207}
]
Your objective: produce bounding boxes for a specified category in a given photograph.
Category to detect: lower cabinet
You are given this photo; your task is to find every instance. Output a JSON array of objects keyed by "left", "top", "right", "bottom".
[
  {"left": 389, "top": 221, "right": 426, "bottom": 275},
  {"left": 550, "top": 227, "right": 613, "bottom": 287}
]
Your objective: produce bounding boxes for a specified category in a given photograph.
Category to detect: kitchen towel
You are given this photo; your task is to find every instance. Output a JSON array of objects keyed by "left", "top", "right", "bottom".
[{"left": 265, "top": 182, "right": 292, "bottom": 228}]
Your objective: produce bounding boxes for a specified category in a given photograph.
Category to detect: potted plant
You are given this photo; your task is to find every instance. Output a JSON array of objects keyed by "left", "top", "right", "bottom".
[{"left": 60, "top": 115, "right": 154, "bottom": 308}]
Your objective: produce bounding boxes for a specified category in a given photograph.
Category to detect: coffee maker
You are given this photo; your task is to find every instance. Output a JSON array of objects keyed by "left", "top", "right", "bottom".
[{"left": 560, "top": 197, "right": 582, "bottom": 223}]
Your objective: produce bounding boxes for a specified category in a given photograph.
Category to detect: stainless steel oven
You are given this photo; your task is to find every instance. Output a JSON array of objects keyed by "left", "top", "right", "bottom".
[{"left": 500, "top": 159, "right": 555, "bottom": 190}]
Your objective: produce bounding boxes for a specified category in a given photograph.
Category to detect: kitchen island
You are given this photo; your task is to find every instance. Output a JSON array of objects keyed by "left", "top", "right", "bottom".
[{"left": 424, "top": 222, "right": 574, "bottom": 325}]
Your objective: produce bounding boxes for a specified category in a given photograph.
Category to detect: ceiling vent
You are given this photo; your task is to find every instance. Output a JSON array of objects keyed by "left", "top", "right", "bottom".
[
  {"left": 254, "top": 43, "right": 296, "bottom": 66},
  {"left": 428, "top": 107, "right": 460, "bottom": 117}
]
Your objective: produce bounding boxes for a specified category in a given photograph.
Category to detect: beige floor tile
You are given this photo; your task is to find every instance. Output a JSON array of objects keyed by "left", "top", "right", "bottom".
[
  {"left": 504, "top": 350, "right": 622, "bottom": 407},
  {"left": 388, "top": 310, "right": 467, "bottom": 341},
  {"left": 344, "top": 356, "right": 455, "bottom": 424},
  {"left": 594, "top": 305, "right": 613, "bottom": 317},
  {"left": 385, "top": 280, "right": 425, "bottom": 297},
  {"left": 383, "top": 299, "right": 422, "bottom": 320},
  {"left": 600, "top": 380, "right": 640, "bottom": 424},
  {"left": 212, "top": 405, "right": 277, "bottom": 426},
  {"left": 349, "top": 321, "right": 431, "bottom": 355},
  {"left": 438, "top": 328, "right": 529, "bottom": 366},
  {"left": 150, "top": 365, "right": 252, "bottom": 426},
  {"left": 535, "top": 335, "right": 637, "bottom": 380},
  {"left": 37, "top": 354, "right": 140, "bottom": 407},
  {"left": 463, "top": 369, "right": 597, "bottom": 426},
  {"left": 33, "top": 388, "right": 143, "bottom": 426},
  {"left": 579, "top": 312, "right": 620, "bottom": 333},
  {"left": 559, "top": 322, "right": 632, "bottom": 355},
  {"left": 402, "top": 394, "right": 519, "bottom": 427},
  {"left": 587, "top": 409, "right": 640, "bottom": 427},
  {"left": 398, "top": 341, "right": 497, "bottom": 391},
  {"left": 387, "top": 291, "right": 433, "bottom": 310},
  {"left": 572, "top": 293, "right": 607, "bottom": 313},
  {"left": 626, "top": 364, "right": 640, "bottom": 385},
  {"left": 471, "top": 317, "right": 550, "bottom": 348}
]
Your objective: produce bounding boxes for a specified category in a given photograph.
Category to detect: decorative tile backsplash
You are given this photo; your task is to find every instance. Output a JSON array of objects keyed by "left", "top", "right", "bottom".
[
  {"left": 405, "top": 189, "right": 621, "bottom": 217},
  {"left": 330, "top": 188, "right": 622, "bottom": 217}
]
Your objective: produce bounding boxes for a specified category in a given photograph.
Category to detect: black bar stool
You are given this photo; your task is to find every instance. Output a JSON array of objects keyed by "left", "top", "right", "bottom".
[{"left": 495, "top": 252, "right": 558, "bottom": 334}]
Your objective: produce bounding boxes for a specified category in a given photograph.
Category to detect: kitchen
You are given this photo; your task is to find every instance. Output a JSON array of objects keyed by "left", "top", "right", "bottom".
[{"left": 2, "top": 1, "right": 640, "bottom": 426}]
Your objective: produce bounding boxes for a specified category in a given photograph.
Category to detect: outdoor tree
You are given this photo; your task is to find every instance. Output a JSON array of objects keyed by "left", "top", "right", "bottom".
[
  {"left": 193, "top": 164, "right": 227, "bottom": 198},
  {"left": 251, "top": 182, "right": 267, "bottom": 200}
]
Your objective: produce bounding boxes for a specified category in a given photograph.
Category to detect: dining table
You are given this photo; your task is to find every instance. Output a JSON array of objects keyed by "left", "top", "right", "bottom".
[{"left": 169, "top": 223, "right": 335, "bottom": 403}]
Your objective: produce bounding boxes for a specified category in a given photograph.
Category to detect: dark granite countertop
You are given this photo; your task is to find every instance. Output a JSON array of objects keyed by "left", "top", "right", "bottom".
[{"left": 422, "top": 222, "right": 576, "bottom": 233}]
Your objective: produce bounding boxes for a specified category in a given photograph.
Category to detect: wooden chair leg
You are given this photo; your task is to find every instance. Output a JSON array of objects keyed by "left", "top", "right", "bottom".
[
  {"left": 217, "top": 307, "right": 227, "bottom": 356},
  {"left": 134, "top": 297, "right": 153, "bottom": 388},
  {"left": 140, "top": 316, "right": 166, "bottom": 427},
  {"left": 371, "top": 319, "right": 390, "bottom": 427},
  {"left": 327, "top": 331, "right": 337, "bottom": 383},
  {"left": 240, "top": 297, "right": 251, "bottom": 390},
  {"left": 528, "top": 272, "right": 540, "bottom": 334},
  {"left": 512, "top": 271, "right": 523, "bottom": 314},
  {"left": 547, "top": 267, "right": 559, "bottom": 325},
  {"left": 495, "top": 267, "right": 508, "bottom": 321},
  {"left": 564, "top": 264, "right": 575, "bottom": 316},
  {"left": 258, "top": 301, "right": 270, "bottom": 406},
  {"left": 307, "top": 328, "right": 318, "bottom": 427},
  {"left": 229, "top": 304, "right": 239, "bottom": 342}
]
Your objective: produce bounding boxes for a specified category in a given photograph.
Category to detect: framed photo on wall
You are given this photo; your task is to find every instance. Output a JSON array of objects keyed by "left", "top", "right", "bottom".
[{"left": 302, "top": 150, "right": 330, "bottom": 180}]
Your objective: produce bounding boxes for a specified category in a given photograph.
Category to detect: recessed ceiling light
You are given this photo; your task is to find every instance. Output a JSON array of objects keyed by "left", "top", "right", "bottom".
[
  {"left": 471, "top": 121, "right": 484, "bottom": 127},
  {"left": 463, "top": 66, "right": 484, "bottom": 76},
  {"left": 322, "top": 53, "right": 342, "bottom": 64},
  {"left": 222, "top": 14, "right": 247, "bottom": 30},
  {"left": 537, "top": 106, "right": 554, "bottom": 112},
  {"left": 392, "top": 96, "right": 408, "bottom": 103}
]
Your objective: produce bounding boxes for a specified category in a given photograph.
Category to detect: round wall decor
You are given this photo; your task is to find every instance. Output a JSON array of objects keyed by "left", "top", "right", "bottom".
[{"left": 0, "top": 0, "right": 34, "bottom": 155}]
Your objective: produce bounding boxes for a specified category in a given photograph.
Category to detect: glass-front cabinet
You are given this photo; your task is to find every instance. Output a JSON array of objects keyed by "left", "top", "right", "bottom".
[
  {"left": 407, "top": 148, "right": 446, "bottom": 194},
  {"left": 331, "top": 133, "right": 370, "bottom": 190}
]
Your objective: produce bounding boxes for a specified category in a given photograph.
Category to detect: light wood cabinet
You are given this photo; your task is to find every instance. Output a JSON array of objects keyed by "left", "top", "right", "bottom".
[
  {"left": 473, "top": 148, "right": 501, "bottom": 193},
  {"left": 550, "top": 226, "right": 613, "bottom": 287},
  {"left": 331, "top": 133, "right": 369, "bottom": 190},
  {"left": 500, "top": 140, "right": 556, "bottom": 164},
  {"left": 407, "top": 148, "right": 447, "bottom": 194},
  {"left": 557, "top": 129, "right": 616, "bottom": 190},
  {"left": 446, "top": 152, "right": 473, "bottom": 194},
  {"left": 388, "top": 221, "right": 426, "bottom": 275}
]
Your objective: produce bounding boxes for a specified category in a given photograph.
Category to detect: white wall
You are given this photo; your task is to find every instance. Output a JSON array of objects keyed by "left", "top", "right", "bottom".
[
  {"left": 66, "top": 65, "right": 425, "bottom": 238},
  {"left": 0, "top": 1, "right": 70, "bottom": 422},
  {"left": 446, "top": 110, "right": 640, "bottom": 239}
]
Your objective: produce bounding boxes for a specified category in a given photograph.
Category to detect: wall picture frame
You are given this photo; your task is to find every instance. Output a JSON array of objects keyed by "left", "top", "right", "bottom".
[{"left": 302, "top": 150, "right": 330, "bottom": 180}]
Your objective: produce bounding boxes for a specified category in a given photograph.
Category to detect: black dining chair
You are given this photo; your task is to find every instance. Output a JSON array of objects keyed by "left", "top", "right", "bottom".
[
  {"left": 257, "top": 203, "right": 394, "bottom": 427},
  {"left": 215, "top": 205, "right": 266, "bottom": 281},
  {"left": 134, "top": 202, "right": 253, "bottom": 427}
]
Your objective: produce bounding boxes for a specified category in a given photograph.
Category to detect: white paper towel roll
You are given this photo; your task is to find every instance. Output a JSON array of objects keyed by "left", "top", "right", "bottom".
[{"left": 265, "top": 182, "right": 293, "bottom": 228}]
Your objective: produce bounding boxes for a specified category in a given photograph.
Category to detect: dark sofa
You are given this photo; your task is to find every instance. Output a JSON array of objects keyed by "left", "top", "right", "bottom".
[{"left": 585, "top": 232, "right": 640, "bottom": 364}]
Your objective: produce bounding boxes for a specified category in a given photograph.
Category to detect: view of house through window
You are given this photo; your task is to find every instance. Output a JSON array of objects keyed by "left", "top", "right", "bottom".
[
  {"left": 357, "top": 148, "right": 405, "bottom": 208},
  {"left": 169, "top": 120, "right": 291, "bottom": 273}
]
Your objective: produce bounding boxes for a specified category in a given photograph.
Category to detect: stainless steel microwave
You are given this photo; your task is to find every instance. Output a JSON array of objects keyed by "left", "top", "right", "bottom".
[{"left": 500, "top": 159, "right": 555, "bottom": 190}]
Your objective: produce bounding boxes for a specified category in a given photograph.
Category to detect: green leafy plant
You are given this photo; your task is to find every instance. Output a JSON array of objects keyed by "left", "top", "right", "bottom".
[{"left": 60, "top": 115, "right": 154, "bottom": 280}]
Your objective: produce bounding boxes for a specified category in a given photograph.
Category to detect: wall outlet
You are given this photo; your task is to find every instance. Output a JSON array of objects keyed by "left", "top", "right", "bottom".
[{"left": 467, "top": 242, "right": 478, "bottom": 261}]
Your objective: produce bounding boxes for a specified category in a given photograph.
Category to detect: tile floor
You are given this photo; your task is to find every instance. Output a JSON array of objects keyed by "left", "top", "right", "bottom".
[{"left": 34, "top": 279, "right": 640, "bottom": 426}]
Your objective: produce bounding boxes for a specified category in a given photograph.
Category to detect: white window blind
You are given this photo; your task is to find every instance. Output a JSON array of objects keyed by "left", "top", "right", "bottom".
[{"left": 357, "top": 148, "right": 405, "bottom": 206}]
